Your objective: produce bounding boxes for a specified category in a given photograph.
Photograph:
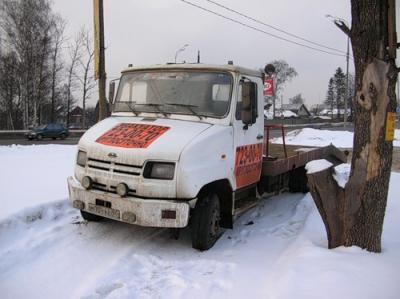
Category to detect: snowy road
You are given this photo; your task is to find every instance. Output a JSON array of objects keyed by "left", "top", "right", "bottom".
[
  {"left": 0, "top": 191, "right": 310, "bottom": 299},
  {"left": 1, "top": 132, "right": 400, "bottom": 299}
]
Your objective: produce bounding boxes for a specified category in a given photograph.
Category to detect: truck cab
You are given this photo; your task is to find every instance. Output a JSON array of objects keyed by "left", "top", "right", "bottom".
[{"left": 67, "top": 63, "right": 299, "bottom": 250}]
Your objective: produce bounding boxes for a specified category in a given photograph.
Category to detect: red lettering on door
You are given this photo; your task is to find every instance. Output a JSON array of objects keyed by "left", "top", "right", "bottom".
[{"left": 234, "top": 143, "right": 263, "bottom": 188}]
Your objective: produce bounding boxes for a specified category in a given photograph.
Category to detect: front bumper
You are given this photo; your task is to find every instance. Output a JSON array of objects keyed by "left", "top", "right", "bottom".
[{"left": 67, "top": 176, "right": 190, "bottom": 228}]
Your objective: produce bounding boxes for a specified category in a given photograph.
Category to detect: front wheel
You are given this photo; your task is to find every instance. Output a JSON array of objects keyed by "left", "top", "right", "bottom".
[
  {"left": 36, "top": 134, "right": 43, "bottom": 140},
  {"left": 60, "top": 133, "right": 66, "bottom": 140},
  {"left": 191, "top": 193, "right": 221, "bottom": 251},
  {"left": 80, "top": 210, "right": 103, "bottom": 222}
]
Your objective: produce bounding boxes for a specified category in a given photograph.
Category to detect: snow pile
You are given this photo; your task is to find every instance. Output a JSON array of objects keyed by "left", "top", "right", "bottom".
[
  {"left": 273, "top": 128, "right": 400, "bottom": 148},
  {"left": 305, "top": 159, "right": 333, "bottom": 174},
  {"left": 0, "top": 145, "right": 399, "bottom": 298},
  {"left": 273, "top": 128, "right": 354, "bottom": 148},
  {"left": 333, "top": 163, "right": 351, "bottom": 188},
  {"left": 305, "top": 160, "right": 351, "bottom": 188},
  {"left": 264, "top": 109, "right": 273, "bottom": 119},
  {"left": 0, "top": 144, "right": 76, "bottom": 220},
  {"left": 278, "top": 110, "right": 298, "bottom": 118}
]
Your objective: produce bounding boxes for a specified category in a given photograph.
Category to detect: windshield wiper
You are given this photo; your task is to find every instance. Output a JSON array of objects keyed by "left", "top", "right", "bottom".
[
  {"left": 125, "top": 101, "right": 140, "bottom": 116},
  {"left": 165, "top": 102, "right": 202, "bottom": 120},
  {"left": 134, "top": 103, "right": 170, "bottom": 117}
]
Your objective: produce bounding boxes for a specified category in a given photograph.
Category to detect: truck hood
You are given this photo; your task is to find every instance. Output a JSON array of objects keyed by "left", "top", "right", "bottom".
[{"left": 78, "top": 117, "right": 212, "bottom": 166}]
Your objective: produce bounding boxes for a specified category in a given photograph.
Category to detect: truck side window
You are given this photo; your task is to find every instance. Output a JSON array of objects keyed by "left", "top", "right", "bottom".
[{"left": 236, "top": 82, "right": 258, "bottom": 121}]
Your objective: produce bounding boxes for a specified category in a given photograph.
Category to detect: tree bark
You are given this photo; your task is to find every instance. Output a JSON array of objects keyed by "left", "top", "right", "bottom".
[{"left": 307, "top": 0, "right": 397, "bottom": 252}]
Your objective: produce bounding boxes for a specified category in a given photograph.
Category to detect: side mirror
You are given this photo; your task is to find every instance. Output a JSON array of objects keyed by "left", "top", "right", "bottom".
[
  {"left": 241, "top": 81, "right": 257, "bottom": 128},
  {"left": 108, "top": 81, "right": 116, "bottom": 105}
]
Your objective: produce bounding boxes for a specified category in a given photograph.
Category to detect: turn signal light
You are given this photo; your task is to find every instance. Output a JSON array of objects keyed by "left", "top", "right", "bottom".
[
  {"left": 162, "top": 210, "right": 176, "bottom": 219},
  {"left": 82, "top": 176, "right": 92, "bottom": 189}
]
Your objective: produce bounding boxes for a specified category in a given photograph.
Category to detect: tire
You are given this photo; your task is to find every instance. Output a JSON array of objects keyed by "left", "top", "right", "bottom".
[
  {"left": 191, "top": 193, "right": 221, "bottom": 251},
  {"left": 52, "top": 137, "right": 57, "bottom": 140},
  {"left": 36, "top": 134, "right": 43, "bottom": 140},
  {"left": 80, "top": 210, "right": 104, "bottom": 222},
  {"left": 60, "top": 133, "right": 66, "bottom": 140}
]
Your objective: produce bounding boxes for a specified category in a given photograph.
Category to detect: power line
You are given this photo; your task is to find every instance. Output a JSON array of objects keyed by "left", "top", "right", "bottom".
[
  {"left": 204, "top": 0, "right": 347, "bottom": 55},
  {"left": 179, "top": 0, "right": 348, "bottom": 58}
]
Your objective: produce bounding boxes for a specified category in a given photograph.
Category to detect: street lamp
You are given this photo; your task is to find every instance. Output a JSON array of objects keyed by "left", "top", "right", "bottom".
[
  {"left": 174, "top": 44, "right": 189, "bottom": 63},
  {"left": 326, "top": 14, "right": 350, "bottom": 125}
]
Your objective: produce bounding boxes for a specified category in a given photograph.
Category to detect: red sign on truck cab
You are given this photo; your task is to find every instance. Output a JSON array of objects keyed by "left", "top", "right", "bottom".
[{"left": 96, "top": 123, "right": 170, "bottom": 148}]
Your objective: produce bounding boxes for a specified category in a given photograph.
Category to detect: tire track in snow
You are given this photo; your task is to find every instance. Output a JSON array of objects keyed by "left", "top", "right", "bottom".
[
  {"left": 0, "top": 200, "right": 169, "bottom": 299},
  {"left": 0, "top": 193, "right": 313, "bottom": 299}
]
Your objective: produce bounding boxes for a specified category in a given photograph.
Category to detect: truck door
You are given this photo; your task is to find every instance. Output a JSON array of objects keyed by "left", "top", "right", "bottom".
[{"left": 233, "top": 77, "right": 264, "bottom": 190}]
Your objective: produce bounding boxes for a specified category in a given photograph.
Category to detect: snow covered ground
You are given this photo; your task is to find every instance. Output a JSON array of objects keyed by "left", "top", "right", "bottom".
[
  {"left": 273, "top": 128, "right": 400, "bottom": 148},
  {"left": 1, "top": 133, "right": 399, "bottom": 298}
]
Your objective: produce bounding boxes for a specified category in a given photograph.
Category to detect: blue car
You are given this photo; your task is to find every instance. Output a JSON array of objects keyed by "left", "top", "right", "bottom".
[{"left": 26, "top": 123, "right": 69, "bottom": 140}]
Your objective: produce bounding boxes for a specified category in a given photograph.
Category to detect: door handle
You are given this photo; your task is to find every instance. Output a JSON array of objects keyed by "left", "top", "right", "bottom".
[{"left": 256, "top": 134, "right": 264, "bottom": 140}]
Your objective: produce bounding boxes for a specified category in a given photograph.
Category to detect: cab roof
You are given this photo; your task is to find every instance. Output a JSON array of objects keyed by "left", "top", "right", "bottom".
[{"left": 121, "top": 63, "right": 263, "bottom": 78}]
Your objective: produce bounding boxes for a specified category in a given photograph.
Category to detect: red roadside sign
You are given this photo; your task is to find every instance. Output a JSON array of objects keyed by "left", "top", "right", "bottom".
[{"left": 264, "top": 78, "right": 274, "bottom": 96}]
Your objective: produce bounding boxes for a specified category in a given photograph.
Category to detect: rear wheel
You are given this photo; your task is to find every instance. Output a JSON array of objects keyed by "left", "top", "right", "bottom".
[
  {"left": 191, "top": 193, "right": 221, "bottom": 251},
  {"left": 80, "top": 210, "right": 103, "bottom": 222}
]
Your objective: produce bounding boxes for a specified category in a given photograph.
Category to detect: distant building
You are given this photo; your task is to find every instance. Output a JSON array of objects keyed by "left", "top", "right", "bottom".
[
  {"left": 70, "top": 106, "right": 83, "bottom": 128},
  {"left": 280, "top": 104, "right": 311, "bottom": 118}
]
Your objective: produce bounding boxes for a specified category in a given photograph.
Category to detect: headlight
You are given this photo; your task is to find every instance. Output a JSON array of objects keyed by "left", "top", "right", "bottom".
[
  {"left": 77, "top": 150, "right": 87, "bottom": 167},
  {"left": 143, "top": 162, "right": 175, "bottom": 180}
]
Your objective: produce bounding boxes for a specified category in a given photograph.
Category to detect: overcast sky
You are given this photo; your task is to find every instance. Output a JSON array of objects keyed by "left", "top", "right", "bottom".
[{"left": 51, "top": 0, "right": 396, "bottom": 107}]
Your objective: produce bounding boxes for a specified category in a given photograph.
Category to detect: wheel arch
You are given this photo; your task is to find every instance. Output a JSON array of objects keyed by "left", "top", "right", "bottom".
[{"left": 196, "top": 179, "right": 233, "bottom": 229}]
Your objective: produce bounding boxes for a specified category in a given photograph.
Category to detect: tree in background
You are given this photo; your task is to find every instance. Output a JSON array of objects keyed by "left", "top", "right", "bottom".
[
  {"left": 0, "top": 0, "right": 64, "bottom": 129},
  {"left": 65, "top": 34, "right": 82, "bottom": 127},
  {"left": 289, "top": 93, "right": 305, "bottom": 105},
  {"left": 1, "top": 0, "right": 55, "bottom": 128},
  {"left": 0, "top": 0, "right": 98, "bottom": 129},
  {"left": 77, "top": 28, "right": 96, "bottom": 129},
  {"left": 325, "top": 78, "right": 335, "bottom": 117},
  {"left": 49, "top": 15, "right": 66, "bottom": 123},
  {"left": 265, "top": 59, "right": 297, "bottom": 117},
  {"left": 333, "top": 67, "right": 346, "bottom": 117},
  {"left": 307, "top": 0, "right": 398, "bottom": 253},
  {"left": 325, "top": 68, "right": 353, "bottom": 119},
  {"left": 0, "top": 51, "right": 20, "bottom": 129}
]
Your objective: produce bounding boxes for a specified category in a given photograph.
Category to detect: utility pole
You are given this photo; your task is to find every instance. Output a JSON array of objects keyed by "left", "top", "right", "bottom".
[
  {"left": 345, "top": 35, "right": 350, "bottom": 125},
  {"left": 93, "top": 0, "right": 107, "bottom": 121},
  {"left": 326, "top": 15, "right": 351, "bottom": 126}
]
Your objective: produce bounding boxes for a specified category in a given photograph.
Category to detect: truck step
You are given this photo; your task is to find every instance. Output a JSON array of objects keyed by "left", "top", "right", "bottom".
[{"left": 234, "top": 197, "right": 259, "bottom": 218}]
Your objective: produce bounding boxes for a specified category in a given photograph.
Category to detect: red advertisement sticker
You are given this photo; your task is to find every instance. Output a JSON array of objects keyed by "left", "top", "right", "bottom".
[
  {"left": 234, "top": 143, "right": 263, "bottom": 188},
  {"left": 96, "top": 123, "right": 170, "bottom": 148}
]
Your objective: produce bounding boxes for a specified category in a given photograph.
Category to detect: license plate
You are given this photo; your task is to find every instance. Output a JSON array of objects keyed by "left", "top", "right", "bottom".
[{"left": 88, "top": 203, "right": 120, "bottom": 220}]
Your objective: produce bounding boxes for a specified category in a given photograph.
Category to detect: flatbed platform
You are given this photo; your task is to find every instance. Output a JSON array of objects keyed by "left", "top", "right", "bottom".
[{"left": 262, "top": 143, "right": 347, "bottom": 177}]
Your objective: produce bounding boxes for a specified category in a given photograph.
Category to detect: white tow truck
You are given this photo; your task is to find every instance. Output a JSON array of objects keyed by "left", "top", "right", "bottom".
[{"left": 68, "top": 63, "right": 345, "bottom": 250}]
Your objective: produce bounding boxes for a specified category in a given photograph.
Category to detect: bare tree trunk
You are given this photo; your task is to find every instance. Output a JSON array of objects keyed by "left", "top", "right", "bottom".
[
  {"left": 50, "top": 16, "right": 65, "bottom": 123},
  {"left": 66, "top": 35, "right": 82, "bottom": 127},
  {"left": 78, "top": 28, "right": 95, "bottom": 129},
  {"left": 307, "top": 0, "right": 397, "bottom": 252}
]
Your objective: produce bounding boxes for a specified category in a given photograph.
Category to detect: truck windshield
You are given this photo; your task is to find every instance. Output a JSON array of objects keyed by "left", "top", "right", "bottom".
[{"left": 113, "top": 71, "right": 232, "bottom": 118}]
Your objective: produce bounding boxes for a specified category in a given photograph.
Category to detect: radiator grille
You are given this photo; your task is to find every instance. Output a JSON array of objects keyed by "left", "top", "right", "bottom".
[{"left": 87, "top": 157, "right": 142, "bottom": 176}]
